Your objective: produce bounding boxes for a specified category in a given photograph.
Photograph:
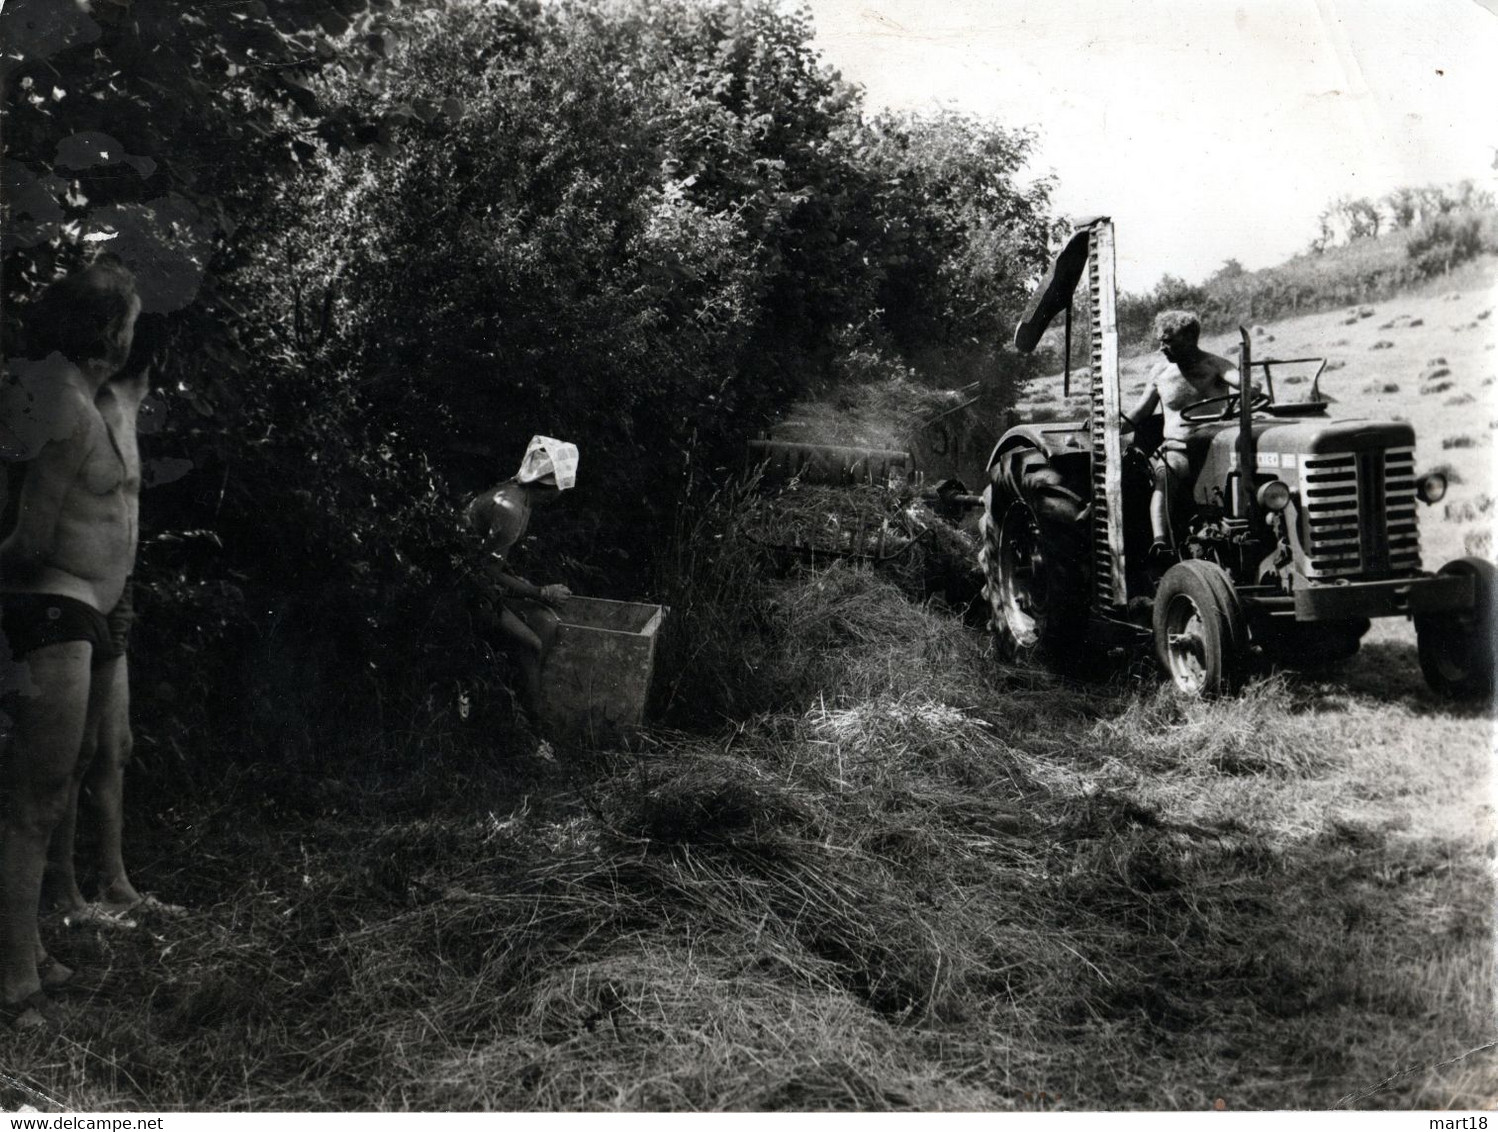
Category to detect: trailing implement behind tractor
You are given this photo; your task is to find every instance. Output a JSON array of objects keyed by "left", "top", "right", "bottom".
[{"left": 981, "top": 216, "right": 1495, "bottom": 698}]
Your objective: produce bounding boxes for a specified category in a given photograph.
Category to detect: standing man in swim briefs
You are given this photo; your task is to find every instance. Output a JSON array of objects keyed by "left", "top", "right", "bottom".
[
  {"left": 1122, "top": 310, "right": 1243, "bottom": 559},
  {"left": 465, "top": 436, "right": 577, "bottom": 754},
  {"left": 0, "top": 255, "right": 140, "bottom": 1027},
  {"left": 42, "top": 345, "right": 181, "bottom": 928}
]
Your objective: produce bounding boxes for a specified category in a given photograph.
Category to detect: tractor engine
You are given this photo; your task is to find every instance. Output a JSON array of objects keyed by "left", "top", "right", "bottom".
[{"left": 1189, "top": 418, "right": 1437, "bottom": 608}]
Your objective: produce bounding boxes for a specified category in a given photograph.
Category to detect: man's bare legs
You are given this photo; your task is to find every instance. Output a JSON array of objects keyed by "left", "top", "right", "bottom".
[
  {"left": 44, "top": 654, "right": 150, "bottom": 922},
  {"left": 1148, "top": 446, "right": 1191, "bottom": 556},
  {"left": 88, "top": 656, "right": 141, "bottom": 911},
  {"left": 498, "top": 603, "right": 559, "bottom": 727},
  {"left": 0, "top": 642, "right": 94, "bottom": 1015}
]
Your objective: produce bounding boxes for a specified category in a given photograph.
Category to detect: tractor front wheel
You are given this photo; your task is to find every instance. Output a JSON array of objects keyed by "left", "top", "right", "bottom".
[
  {"left": 1416, "top": 557, "right": 1497, "bottom": 700},
  {"left": 1153, "top": 560, "right": 1248, "bottom": 696}
]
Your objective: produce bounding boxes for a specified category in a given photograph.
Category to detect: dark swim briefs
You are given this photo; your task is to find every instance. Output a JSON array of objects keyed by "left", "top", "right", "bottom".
[{"left": 2, "top": 578, "right": 134, "bottom": 667}]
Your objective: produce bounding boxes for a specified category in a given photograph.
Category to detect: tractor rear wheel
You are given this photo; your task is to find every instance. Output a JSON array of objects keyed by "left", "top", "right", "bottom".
[
  {"left": 1153, "top": 560, "right": 1248, "bottom": 696},
  {"left": 979, "top": 490, "right": 1084, "bottom": 664},
  {"left": 1416, "top": 557, "right": 1497, "bottom": 700}
]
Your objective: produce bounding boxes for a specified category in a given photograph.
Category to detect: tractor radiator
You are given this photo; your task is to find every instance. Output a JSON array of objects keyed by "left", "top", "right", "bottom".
[
  {"left": 1087, "top": 222, "right": 1128, "bottom": 607},
  {"left": 1300, "top": 445, "right": 1420, "bottom": 578}
]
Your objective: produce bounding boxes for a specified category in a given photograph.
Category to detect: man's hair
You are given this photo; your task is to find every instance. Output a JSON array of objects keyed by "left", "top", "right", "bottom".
[
  {"left": 1153, "top": 310, "right": 1200, "bottom": 340},
  {"left": 26, "top": 253, "right": 140, "bottom": 366}
]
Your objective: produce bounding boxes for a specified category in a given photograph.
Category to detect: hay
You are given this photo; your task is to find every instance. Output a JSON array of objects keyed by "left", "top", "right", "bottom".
[{"left": 14, "top": 485, "right": 1494, "bottom": 1112}]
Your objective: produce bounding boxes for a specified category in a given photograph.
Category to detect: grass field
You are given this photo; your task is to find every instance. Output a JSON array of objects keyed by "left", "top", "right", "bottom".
[{"left": 1, "top": 265, "right": 1494, "bottom": 1114}]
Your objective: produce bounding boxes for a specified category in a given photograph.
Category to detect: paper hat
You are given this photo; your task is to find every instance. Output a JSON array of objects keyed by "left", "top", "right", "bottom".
[{"left": 515, "top": 435, "right": 579, "bottom": 491}]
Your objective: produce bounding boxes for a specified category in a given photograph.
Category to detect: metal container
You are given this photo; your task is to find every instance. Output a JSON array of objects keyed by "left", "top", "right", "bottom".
[{"left": 540, "top": 597, "right": 667, "bottom": 744}]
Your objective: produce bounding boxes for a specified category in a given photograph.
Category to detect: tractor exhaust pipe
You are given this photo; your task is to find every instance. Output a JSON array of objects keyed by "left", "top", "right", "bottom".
[{"left": 1236, "top": 325, "right": 1256, "bottom": 522}]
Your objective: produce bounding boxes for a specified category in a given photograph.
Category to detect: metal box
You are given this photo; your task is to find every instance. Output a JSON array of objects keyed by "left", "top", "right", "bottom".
[{"left": 540, "top": 597, "right": 666, "bottom": 744}]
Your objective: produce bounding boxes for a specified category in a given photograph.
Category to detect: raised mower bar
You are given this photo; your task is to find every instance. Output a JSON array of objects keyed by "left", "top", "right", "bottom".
[{"left": 1086, "top": 221, "right": 1127, "bottom": 609}]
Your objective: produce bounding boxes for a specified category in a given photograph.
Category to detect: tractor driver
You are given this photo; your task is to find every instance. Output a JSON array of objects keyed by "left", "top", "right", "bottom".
[{"left": 1122, "top": 310, "right": 1242, "bottom": 559}]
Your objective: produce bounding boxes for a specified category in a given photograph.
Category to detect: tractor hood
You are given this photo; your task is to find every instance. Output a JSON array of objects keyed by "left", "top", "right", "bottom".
[
  {"left": 1193, "top": 417, "right": 1416, "bottom": 491},
  {"left": 1239, "top": 416, "right": 1415, "bottom": 461}
]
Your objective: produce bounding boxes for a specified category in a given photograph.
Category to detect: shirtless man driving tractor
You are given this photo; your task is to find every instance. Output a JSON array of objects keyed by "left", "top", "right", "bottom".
[
  {"left": 1123, "top": 310, "right": 1243, "bottom": 559},
  {"left": 0, "top": 256, "right": 140, "bottom": 1028}
]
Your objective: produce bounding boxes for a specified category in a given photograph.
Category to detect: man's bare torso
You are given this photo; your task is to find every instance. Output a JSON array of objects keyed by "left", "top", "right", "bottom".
[
  {"left": 97, "top": 372, "right": 148, "bottom": 565},
  {"left": 1151, "top": 349, "right": 1239, "bottom": 441},
  {"left": 0, "top": 368, "right": 132, "bottom": 612}
]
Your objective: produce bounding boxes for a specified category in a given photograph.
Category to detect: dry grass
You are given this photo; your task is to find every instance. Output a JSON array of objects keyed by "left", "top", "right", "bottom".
[{"left": 2, "top": 547, "right": 1491, "bottom": 1112}]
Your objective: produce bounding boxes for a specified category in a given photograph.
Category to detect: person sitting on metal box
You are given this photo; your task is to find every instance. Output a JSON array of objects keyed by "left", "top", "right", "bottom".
[{"left": 464, "top": 436, "right": 577, "bottom": 750}]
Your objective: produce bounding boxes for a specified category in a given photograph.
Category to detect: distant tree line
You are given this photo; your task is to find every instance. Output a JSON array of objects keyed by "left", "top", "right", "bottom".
[
  {"left": 2, "top": 0, "right": 1055, "bottom": 765},
  {"left": 1310, "top": 180, "right": 1493, "bottom": 253},
  {"left": 1114, "top": 181, "right": 1498, "bottom": 347}
]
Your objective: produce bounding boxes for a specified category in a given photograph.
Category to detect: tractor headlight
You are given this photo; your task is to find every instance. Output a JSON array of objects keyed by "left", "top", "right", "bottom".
[
  {"left": 1256, "top": 480, "right": 1292, "bottom": 512},
  {"left": 1417, "top": 472, "right": 1447, "bottom": 504}
]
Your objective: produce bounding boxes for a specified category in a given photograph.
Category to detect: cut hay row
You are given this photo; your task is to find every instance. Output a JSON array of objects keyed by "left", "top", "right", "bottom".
[{"left": 3, "top": 534, "right": 1492, "bottom": 1111}]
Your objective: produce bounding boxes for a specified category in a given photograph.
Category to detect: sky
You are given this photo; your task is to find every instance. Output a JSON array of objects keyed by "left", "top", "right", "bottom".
[{"left": 798, "top": 0, "right": 1498, "bottom": 290}]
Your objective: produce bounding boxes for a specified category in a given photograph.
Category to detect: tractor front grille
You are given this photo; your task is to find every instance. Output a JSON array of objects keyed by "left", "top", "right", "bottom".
[{"left": 1300, "top": 445, "right": 1419, "bottom": 578}]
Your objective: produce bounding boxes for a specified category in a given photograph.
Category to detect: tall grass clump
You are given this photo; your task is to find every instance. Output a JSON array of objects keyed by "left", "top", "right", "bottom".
[{"left": 654, "top": 466, "right": 983, "bottom": 726}]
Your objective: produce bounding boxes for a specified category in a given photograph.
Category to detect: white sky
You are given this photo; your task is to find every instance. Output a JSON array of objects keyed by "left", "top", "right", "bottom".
[{"left": 799, "top": 0, "right": 1498, "bottom": 290}]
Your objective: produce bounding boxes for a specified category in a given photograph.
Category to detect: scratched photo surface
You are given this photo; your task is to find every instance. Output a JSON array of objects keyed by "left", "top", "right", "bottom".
[{"left": 1, "top": 0, "right": 1494, "bottom": 1113}]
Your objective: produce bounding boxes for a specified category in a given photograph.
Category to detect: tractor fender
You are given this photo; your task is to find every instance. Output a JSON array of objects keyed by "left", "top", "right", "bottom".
[
  {"left": 984, "top": 422, "right": 1089, "bottom": 475},
  {"left": 984, "top": 424, "right": 1089, "bottom": 537}
]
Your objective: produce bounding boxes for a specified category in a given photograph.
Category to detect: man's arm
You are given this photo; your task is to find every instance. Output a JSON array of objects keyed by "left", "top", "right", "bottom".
[
  {"left": 475, "top": 555, "right": 569, "bottom": 607},
  {"left": 1123, "top": 378, "right": 1160, "bottom": 430},
  {"left": 0, "top": 394, "right": 91, "bottom": 584}
]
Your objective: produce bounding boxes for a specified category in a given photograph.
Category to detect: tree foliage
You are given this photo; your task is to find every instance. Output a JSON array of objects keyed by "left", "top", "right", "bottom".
[{"left": 3, "top": 0, "right": 1056, "bottom": 760}]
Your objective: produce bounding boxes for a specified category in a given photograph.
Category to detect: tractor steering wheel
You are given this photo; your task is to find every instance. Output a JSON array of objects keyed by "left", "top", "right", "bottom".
[{"left": 1178, "top": 389, "right": 1272, "bottom": 423}]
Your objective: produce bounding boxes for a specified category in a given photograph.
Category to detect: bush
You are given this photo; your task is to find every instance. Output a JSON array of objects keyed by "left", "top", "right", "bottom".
[{"left": 1407, "top": 211, "right": 1486, "bottom": 276}]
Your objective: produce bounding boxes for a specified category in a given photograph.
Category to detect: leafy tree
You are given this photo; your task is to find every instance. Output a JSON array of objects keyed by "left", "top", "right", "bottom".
[
  {"left": 859, "top": 109, "right": 1053, "bottom": 393},
  {"left": 4, "top": 0, "right": 1064, "bottom": 766}
]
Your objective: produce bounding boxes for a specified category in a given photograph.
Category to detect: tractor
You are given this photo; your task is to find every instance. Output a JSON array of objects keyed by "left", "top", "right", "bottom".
[{"left": 979, "top": 216, "right": 1495, "bottom": 697}]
